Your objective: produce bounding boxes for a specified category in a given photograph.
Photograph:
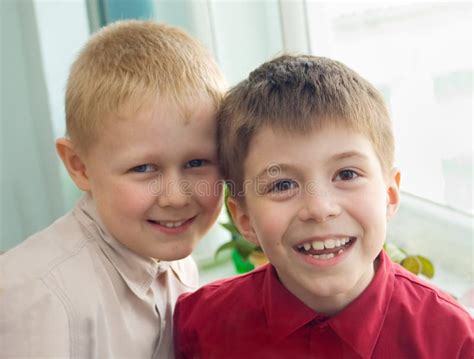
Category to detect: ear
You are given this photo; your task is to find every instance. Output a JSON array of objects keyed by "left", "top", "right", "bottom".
[
  {"left": 386, "top": 168, "right": 401, "bottom": 221},
  {"left": 56, "top": 138, "right": 91, "bottom": 192},
  {"left": 227, "top": 196, "right": 259, "bottom": 246}
]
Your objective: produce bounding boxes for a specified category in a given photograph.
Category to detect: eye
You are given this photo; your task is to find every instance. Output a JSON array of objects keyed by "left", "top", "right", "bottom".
[
  {"left": 269, "top": 179, "right": 298, "bottom": 193},
  {"left": 185, "top": 159, "right": 207, "bottom": 168},
  {"left": 131, "top": 164, "right": 156, "bottom": 173},
  {"left": 335, "top": 169, "right": 359, "bottom": 181}
]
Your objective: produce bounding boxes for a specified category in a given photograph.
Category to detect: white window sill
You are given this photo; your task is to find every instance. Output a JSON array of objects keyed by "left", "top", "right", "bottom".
[{"left": 387, "top": 192, "right": 473, "bottom": 306}]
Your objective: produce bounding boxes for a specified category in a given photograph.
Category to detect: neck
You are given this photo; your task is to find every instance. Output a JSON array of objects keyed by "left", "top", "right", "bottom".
[
  {"left": 280, "top": 258, "right": 379, "bottom": 316},
  {"left": 319, "top": 259, "right": 378, "bottom": 315}
]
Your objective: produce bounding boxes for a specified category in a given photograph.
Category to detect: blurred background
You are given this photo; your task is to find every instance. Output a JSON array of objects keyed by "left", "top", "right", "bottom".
[{"left": 1, "top": 0, "right": 472, "bottom": 304}]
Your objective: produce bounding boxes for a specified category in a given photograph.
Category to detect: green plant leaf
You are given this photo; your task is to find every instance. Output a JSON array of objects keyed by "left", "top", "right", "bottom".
[
  {"left": 220, "top": 222, "right": 240, "bottom": 236},
  {"left": 401, "top": 256, "right": 422, "bottom": 275},
  {"left": 417, "top": 255, "right": 435, "bottom": 278},
  {"left": 384, "top": 242, "right": 407, "bottom": 264},
  {"left": 214, "top": 241, "right": 237, "bottom": 259},
  {"left": 384, "top": 243, "right": 436, "bottom": 279},
  {"left": 398, "top": 246, "right": 409, "bottom": 256},
  {"left": 234, "top": 238, "right": 258, "bottom": 260},
  {"left": 254, "top": 246, "right": 264, "bottom": 253},
  {"left": 215, "top": 237, "right": 257, "bottom": 261}
]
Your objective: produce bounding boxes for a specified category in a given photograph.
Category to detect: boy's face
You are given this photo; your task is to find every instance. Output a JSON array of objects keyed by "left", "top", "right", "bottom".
[
  {"left": 229, "top": 124, "right": 400, "bottom": 313},
  {"left": 79, "top": 97, "right": 222, "bottom": 261}
]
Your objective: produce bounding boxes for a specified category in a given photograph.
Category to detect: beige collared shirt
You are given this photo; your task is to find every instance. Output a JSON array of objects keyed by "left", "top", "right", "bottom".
[{"left": 0, "top": 194, "right": 199, "bottom": 358}]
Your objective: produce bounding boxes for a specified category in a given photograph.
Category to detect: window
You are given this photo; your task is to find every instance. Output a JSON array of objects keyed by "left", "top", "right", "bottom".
[
  {"left": 34, "top": 0, "right": 90, "bottom": 210},
  {"left": 306, "top": 2, "right": 473, "bottom": 214},
  {"left": 303, "top": 2, "right": 472, "bottom": 300}
]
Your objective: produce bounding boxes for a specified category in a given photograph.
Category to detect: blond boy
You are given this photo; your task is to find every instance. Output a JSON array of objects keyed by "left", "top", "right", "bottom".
[
  {"left": 0, "top": 21, "right": 225, "bottom": 358},
  {"left": 174, "top": 55, "right": 473, "bottom": 358}
]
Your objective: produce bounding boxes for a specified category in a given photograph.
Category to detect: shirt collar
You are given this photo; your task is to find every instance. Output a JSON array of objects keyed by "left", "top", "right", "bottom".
[
  {"left": 73, "top": 193, "right": 171, "bottom": 299},
  {"left": 263, "top": 264, "right": 324, "bottom": 340},
  {"left": 328, "top": 250, "right": 394, "bottom": 359},
  {"left": 262, "top": 250, "right": 394, "bottom": 357}
]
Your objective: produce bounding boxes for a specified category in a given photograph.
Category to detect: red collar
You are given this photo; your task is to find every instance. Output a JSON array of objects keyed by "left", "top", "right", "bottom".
[{"left": 262, "top": 250, "right": 395, "bottom": 358}]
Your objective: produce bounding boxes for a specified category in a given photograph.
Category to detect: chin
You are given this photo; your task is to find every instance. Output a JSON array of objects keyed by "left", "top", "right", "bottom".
[
  {"left": 157, "top": 252, "right": 191, "bottom": 262},
  {"left": 155, "top": 245, "right": 195, "bottom": 262}
]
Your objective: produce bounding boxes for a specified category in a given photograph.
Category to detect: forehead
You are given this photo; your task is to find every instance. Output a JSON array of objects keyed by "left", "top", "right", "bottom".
[
  {"left": 244, "top": 124, "right": 380, "bottom": 177},
  {"left": 117, "top": 93, "right": 216, "bottom": 123},
  {"left": 89, "top": 96, "right": 217, "bottom": 156}
]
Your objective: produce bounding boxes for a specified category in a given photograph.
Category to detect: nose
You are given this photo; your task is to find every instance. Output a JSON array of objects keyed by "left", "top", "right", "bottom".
[
  {"left": 156, "top": 172, "right": 191, "bottom": 209},
  {"left": 297, "top": 187, "right": 341, "bottom": 223}
]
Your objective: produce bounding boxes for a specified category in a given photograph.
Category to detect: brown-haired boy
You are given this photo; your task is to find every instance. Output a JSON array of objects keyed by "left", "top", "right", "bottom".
[
  {"left": 174, "top": 55, "right": 473, "bottom": 358},
  {"left": 0, "top": 20, "right": 225, "bottom": 358}
]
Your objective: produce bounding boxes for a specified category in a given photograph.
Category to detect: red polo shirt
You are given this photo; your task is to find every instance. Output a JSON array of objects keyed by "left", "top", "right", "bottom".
[{"left": 174, "top": 250, "right": 473, "bottom": 358}]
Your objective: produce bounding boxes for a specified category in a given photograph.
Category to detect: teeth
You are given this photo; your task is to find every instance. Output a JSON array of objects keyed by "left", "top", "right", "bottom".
[
  {"left": 311, "top": 241, "right": 324, "bottom": 250},
  {"left": 158, "top": 220, "right": 185, "bottom": 228},
  {"left": 324, "top": 239, "right": 336, "bottom": 249},
  {"left": 299, "top": 237, "right": 352, "bottom": 252}
]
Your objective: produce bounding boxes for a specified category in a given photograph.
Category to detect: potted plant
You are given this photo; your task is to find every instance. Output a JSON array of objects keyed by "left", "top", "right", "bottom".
[{"left": 216, "top": 187, "right": 434, "bottom": 278}]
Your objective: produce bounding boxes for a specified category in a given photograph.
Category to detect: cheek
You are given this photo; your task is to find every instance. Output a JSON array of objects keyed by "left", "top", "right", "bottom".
[
  {"left": 249, "top": 201, "right": 290, "bottom": 241},
  {"left": 192, "top": 173, "right": 223, "bottom": 213},
  {"left": 350, "top": 186, "right": 388, "bottom": 234},
  {"left": 101, "top": 181, "right": 153, "bottom": 217}
]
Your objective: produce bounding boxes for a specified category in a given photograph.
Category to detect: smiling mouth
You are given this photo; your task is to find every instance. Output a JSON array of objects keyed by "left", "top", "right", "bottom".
[
  {"left": 295, "top": 237, "right": 356, "bottom": 260},
  {"left": 147, "top": 217, "right": 195, "bottom": 228}
]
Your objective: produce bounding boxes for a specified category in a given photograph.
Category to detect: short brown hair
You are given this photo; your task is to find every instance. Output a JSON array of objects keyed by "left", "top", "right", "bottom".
[
  {"left": 218, "top": 55, "right": 394, "bottom": 200},
  {"left": 66, "top": 20, "right": 226, "bottom": 153}
]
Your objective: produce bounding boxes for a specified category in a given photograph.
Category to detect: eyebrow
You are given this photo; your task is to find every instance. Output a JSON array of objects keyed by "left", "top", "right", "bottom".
[
  {"left": 253, "top": 151, "right": 370, "bottom": 179},
  {"left": 330, "top": 151, "right": 370, "bottom": 162},
  {"left": 254, "top": 163, "right": 298, "bottom": 180}
]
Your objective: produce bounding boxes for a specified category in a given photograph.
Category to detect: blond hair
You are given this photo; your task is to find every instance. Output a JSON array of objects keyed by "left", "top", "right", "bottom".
[
  {"left": 66, "top": 20, "right": 226, "bottom": 153},
  {"left": 218, "top": 55, "right": 394, "bottom": 200}
]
